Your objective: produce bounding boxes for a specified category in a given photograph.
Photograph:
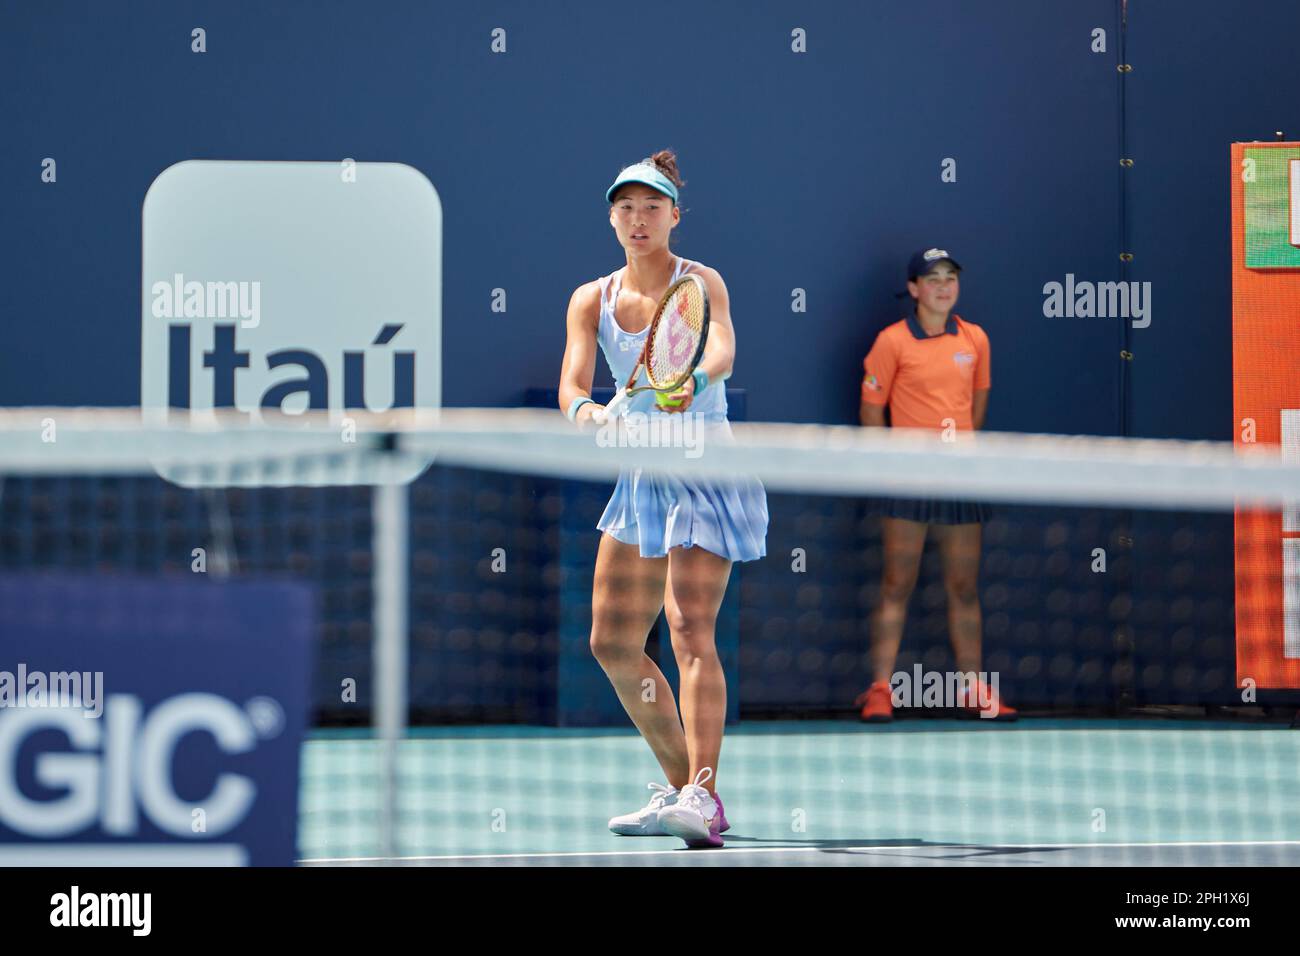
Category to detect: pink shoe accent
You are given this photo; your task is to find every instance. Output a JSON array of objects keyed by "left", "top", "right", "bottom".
[
  {"left": 659, "top": 768, "right": 727, "bottom": 848},
  {"left": 684, "top": 810, "right": 724, "bottom": 848}
]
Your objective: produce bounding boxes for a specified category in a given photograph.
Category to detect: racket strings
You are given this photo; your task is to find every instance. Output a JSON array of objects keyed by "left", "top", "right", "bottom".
[{"left": 646, "top": 282, "right": 706, "bottom": 388}]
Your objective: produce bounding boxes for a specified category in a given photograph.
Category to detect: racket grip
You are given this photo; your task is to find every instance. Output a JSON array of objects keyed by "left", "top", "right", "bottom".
[{"left": 593, "top": 389, "right": 627, "bottom": 424}]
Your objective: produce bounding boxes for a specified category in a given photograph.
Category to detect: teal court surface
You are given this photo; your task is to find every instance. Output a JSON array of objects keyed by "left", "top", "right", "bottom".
[{"left": 298, "top": 720, "right": 1300, "bottom": 866}]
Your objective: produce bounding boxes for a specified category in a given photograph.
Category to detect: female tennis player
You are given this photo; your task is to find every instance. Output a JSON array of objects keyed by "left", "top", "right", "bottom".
[
  {"left": 856, "top": 248, "right": 1016, "bottom": 721},
  {"left": 557, "top": 150, "right": 768, "bottom": 848}
]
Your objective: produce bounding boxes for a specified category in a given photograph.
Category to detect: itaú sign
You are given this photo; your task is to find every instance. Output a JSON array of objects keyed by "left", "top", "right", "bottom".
[{"left": 140, "top": 160, "right": 442, "bottom": 487}]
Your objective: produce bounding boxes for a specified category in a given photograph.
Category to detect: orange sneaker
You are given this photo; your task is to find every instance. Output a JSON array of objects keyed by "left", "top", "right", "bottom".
[
  {"left": 854, "top": 681, "right": 894, "bottom": 722},
  {"left": 958, "top": 679, "right": 1018, "bottom": 721}
]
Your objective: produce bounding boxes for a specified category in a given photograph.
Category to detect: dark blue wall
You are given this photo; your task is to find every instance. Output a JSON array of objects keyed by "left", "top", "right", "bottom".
[
  {"left": 7, "top": 0, "right": 1293, "bottom": 430},
  {"left": 1126, "top": 1, "right": 1300, "bottom": 441},
  {"left": 4, "top": 1, "right": 1298, "bottom": 715},
  {"left": 4, "top": 0, "right": 1124, "bottom": 431}
]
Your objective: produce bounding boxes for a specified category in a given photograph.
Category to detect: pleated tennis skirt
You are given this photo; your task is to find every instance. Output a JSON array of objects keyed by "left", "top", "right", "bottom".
[
  {"left": 874, "top": 496, "right": 993, "bottom": 525},
  {"left": 595, "top": 420, "right": 768, "bottom": 562}
]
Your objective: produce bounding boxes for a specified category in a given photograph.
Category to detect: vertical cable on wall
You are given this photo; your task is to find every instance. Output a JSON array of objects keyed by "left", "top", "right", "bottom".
[
  {"left": 1117, "top": 0, "right": 1132, "bottom": 440},
  {"left": 1114, "top": 0, "right": 1137, "bottom": 714}
]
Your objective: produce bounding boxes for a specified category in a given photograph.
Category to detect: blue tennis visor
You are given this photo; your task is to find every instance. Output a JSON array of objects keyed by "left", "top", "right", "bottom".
[{"left": 606, "top": 163, "right": 679, "bottom": 204}]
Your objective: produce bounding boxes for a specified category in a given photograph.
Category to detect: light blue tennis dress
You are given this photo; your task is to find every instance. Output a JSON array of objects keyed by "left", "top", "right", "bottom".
[{"left": 594, "top": 256, "right": 769, "bottom": 562}]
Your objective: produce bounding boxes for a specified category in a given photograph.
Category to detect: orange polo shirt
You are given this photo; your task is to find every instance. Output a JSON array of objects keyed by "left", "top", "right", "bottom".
[{"left": 860, "top": 314, "right": 990, "bottom": 431}]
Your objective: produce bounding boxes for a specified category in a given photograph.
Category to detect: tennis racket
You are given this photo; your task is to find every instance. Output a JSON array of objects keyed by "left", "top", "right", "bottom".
[{"left": 591, "top": 273, "right": 710, "bottom": 424}]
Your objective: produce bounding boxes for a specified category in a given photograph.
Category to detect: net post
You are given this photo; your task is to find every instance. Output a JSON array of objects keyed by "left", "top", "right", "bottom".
[{"left": 372, "top": 475, "right": 409, "bottom": 861}]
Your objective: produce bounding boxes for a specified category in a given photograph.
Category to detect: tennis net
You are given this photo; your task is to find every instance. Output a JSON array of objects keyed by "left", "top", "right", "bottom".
[{"left": 0, "top": 407, "right": 1297, "bottom": 866}]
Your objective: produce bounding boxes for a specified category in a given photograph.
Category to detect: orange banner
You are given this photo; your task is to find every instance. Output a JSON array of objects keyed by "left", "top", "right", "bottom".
[{"left": 1232, "top": 141, "right": 1300, "bottom": 688}]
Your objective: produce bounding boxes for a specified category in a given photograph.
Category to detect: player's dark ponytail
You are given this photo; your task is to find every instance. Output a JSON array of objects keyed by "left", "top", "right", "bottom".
[{"left": 647, "top": 149, "right": 685, "bottom": 190}]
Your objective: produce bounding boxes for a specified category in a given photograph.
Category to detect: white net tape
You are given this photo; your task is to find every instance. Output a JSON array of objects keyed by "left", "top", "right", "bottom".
[{"left": 0, "top": 406, "right": 1296, "bottom": 510}]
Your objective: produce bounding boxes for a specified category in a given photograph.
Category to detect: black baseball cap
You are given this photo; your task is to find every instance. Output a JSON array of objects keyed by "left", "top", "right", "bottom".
[{"left": 907, "top": 247, "right": 963, "bottom": 281}]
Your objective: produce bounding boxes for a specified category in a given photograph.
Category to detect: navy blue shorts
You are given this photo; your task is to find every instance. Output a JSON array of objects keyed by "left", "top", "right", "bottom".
[{"left": 874, "top": 496, "right": 992, "bottom": 525}]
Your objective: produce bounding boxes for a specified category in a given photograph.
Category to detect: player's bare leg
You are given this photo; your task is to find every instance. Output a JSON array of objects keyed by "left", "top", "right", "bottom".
[
  {"left": 934, "top": 522, "right": 984, "bottom": 674},
  {"left": 588, "top": 533, "right": 690, "bottom": 787},
  {"left": 655, "top": 544, "right": 733, "bottom": 847},
  {"left": 872, "top": 516, "right": 928, "bottom": 682},
  {"left": 663, "top": 544, "right": 732, "bottom": 791}
]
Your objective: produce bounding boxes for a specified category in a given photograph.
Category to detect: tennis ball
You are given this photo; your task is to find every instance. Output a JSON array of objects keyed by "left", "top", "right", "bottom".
[{"left": 655, "top": 391, "right": 683, "bottom": 408}]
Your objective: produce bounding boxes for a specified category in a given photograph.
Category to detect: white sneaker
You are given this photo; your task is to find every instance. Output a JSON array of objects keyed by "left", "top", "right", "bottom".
[
  {"left": 608, "top": 783, "right": 679, "bottom": 836},
  {"left": 657, "top": 768, "right": 724, "bottom": 848}
]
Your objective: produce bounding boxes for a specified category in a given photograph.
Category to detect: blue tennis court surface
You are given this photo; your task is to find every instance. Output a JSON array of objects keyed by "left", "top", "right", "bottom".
[{"left": 298, "top": 719, "right": 1300, "bottom": 866}]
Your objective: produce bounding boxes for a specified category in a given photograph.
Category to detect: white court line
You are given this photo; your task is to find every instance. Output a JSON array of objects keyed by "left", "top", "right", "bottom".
[{"left": 300, "top": 839, "right": 1300, "bottom": 865}]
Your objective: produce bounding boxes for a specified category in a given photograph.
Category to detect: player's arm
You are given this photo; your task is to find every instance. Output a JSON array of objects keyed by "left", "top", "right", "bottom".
[
  {"left": 860, "top": 401, "right": 886, "bottom": 427},
  {"left": 662, "top": 266, "right": 734, "bottom": 412},
  {"left": 971, "top": 326, "right": 991, "bottom": 430},
  {"left": 859, "top": 332, "right": 894, "bottom": 427},
  {"left": 558, "top": 281, "right": 603, "bottom": 426},
  {"left": 692, "top": 266, "right": 735, "bottom": 385},
  {"left": 972, "top": 388, "right": 989, "bottom": 431}
]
